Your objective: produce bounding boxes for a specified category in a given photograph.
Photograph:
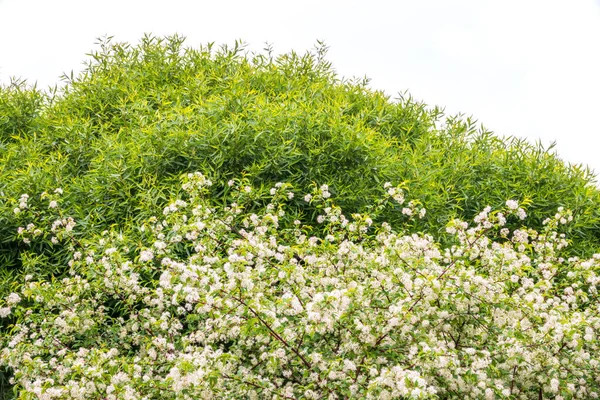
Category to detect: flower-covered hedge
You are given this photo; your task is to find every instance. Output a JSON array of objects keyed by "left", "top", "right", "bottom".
[
  {"left": 3, "top": 40, "right": 600, "bottom": 395},
  {"left": 2, "top": 173, "right": 599, "bottom": 399},
  {"left": 2, "top": 35, "right": 600, "bottom": 309}
]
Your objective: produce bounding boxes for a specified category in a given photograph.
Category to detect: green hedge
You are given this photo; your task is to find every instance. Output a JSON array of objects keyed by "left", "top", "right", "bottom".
[
  {"left": 1, "top": 34, "right": 599, "bottom": 295},
  {"left": 2, "top": 33, "right": 600, "bottom": 399}
]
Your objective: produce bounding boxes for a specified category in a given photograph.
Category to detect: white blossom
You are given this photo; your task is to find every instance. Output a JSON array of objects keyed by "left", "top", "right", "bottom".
[
  {"left": 506, "top": 199, "right": 519, "bottom": 210},
  {"left": 2, "top": 180, "right": 596, "bottom": 400}
]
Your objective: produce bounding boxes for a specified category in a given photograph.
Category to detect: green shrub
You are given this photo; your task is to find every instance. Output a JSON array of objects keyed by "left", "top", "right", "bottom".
[
  {"left": 0, "top": 79, "right": 46, "bottom": 144},
  {"left": 1, "top": 36, "right": 598, "bottom": 280},
  {"left": 2, "top": 174, "right": 599, "bottom": 399},
  {"left": 1, "top": 35, "right": 600, "bottom": 395}
]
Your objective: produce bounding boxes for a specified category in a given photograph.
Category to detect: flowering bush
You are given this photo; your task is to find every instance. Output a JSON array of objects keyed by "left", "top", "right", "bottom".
[
  {"left": 1, "top": 172, "right": 599, "bottom": 399},
  {"left": 3, "top": 35, "right": 600, "bottom": 311}
]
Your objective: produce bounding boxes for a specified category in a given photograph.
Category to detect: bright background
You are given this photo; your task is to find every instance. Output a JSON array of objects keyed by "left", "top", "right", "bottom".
[{"left": 1, "top": 0, "right": 599, "bottom": 178}]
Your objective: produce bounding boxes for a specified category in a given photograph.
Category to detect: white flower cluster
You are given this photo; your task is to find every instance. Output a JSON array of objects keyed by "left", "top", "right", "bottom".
[
  {"left": 384, "top": 182, "right": 405, "bottom": 204},
  {"left": 181, "top": 172, "right": 212, "bottom": 194},
  {"left": 505, "top": 199, "right": 527, "bottom": 220},
  {"left": 401, "top": 200, "right": 426, "bottom": 219},
  {"left": 14, "top": 189, "right": 76, "bottom": 246},
  {"left": 304, "top": 184, "right": 331, "bottom": 204},
  {"left": 2, "top": 174, "right": 600, "bottom": 399},
  {"left": 13, "top": 194, "right": 29, "bottom": 214}
]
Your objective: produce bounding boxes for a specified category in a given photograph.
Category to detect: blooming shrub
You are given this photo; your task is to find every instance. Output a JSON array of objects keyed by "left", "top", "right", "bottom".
[
  {"left": 1, "top": 172, "right": 600, "bottom": 399},
  {"left": 3, "top": 35, "right": 600, "bottom": 310}
]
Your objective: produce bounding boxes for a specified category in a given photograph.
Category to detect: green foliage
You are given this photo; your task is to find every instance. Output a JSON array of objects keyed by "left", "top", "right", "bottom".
[
  {"left": 0, "top": 79, "right": 46, "bottom": 144},
  {"left": 1, "top": 34, "right": 600, "bottom": 397},
  {"left": 1, "top": 34, "right": 599, "bottom": 299},
  {"left": 1, "top": 34, "right": 599, "bottom": 282}
]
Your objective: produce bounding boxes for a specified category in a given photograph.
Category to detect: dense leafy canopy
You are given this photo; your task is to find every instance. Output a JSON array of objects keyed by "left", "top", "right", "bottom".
[{"left": 1, "top": 35, "right": 600, "bottom": 398}]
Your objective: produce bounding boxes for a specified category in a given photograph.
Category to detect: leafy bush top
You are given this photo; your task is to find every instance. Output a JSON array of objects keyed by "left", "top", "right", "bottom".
[{"left": 1, "top": 36, "right": 600, "bottom": 293}]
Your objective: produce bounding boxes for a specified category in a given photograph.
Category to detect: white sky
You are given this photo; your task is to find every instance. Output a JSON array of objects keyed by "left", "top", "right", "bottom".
[{"left": 1, "top": 0, "right": 599, "bottom": 179}]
